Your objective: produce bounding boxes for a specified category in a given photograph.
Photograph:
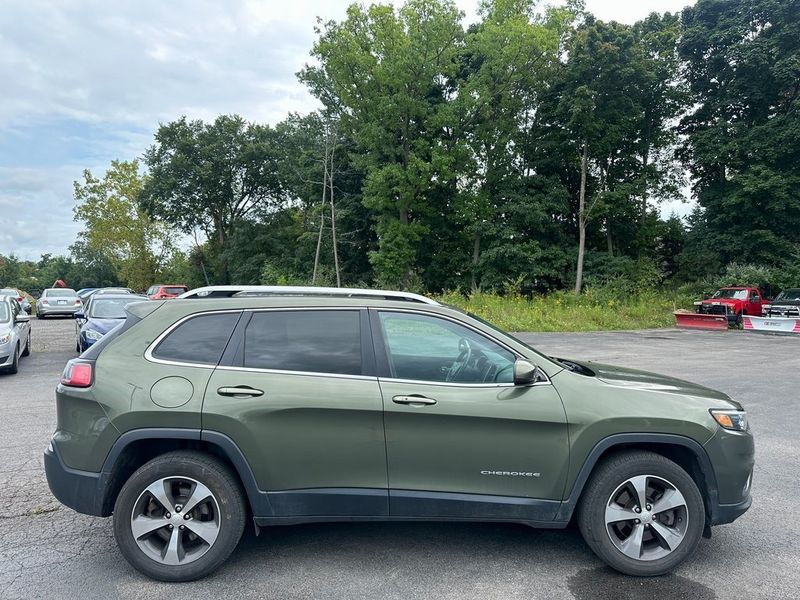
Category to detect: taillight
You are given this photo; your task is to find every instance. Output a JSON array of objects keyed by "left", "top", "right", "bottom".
[
  {"left": 16, "top": 296, "right": 23, "bottom": 302},
  {"left": 75, "top": 299, "right": 82, "bottom": 305},
  {"left": 61, "top": 361, "right": 93, "bottom": 387},
  {"left": 42, "top": 299, "right": 49, "bottom": 305}
]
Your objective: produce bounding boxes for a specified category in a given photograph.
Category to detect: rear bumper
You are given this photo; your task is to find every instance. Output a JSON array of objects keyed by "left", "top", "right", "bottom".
[
  {"left": 39, "top": 305, "right": 80, "bottom": 316},
  {"left": 44, "top": 442, "right": 105, "bottom": 516}
]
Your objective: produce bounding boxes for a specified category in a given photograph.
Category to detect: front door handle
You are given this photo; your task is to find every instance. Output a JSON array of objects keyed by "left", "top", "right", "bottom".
[
  {"left": 392, "top": 395, "right": 437, "bottom": 406},
  {"left": 217, "top": 386, "right": 264, "bottom": 398}
]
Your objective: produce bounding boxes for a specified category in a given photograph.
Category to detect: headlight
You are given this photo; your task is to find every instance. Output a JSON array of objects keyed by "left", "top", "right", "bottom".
[
  {"left": 0, "top": 333, "right": 10, "bottom": 344},
  {"left": 710, "top": 409, "right": 748, "bottom": 432},
  {"left": 84, "top": 329, "right": 104, "bottom": 341}
]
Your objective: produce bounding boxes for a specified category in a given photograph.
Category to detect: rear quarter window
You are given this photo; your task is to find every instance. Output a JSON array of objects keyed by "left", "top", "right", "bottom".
[{"left": 152, "top": 312, "right": 240, "bottom": 365}]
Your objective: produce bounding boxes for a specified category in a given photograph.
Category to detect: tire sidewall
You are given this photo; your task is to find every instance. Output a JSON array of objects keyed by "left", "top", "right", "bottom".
[
  {"left": 113, "top": 453, "right": 246, "bottom": 582},
  {"left": 578, "top": 453, "right": 705, "bottom": 576}
]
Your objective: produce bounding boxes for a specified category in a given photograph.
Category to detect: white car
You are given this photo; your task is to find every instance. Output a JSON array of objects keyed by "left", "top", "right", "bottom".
[{"left": 0, "top": 294, "right": 31, "bottom": 374}]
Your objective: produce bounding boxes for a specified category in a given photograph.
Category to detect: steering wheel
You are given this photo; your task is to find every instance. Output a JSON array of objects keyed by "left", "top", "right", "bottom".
[{"left": 445, "top": 338, "right": 472, "bottom": 382}]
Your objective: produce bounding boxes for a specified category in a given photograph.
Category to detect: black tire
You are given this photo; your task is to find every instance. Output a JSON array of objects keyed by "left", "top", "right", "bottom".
[
  {"left": 37, "top": 313, "right": 44, "bottom": 319},
  {"left": 21, "top": 331, "right": 31, "bottom": 357},
  {"left": 113, "top": 451, "right": 246, "bottom": 582},
  {"left": 6, "top": 344, "right": 19, "bottom": 374},
  {"left": 577, "top": 451, "right": 704, "bottom": 576},
  {"left": 76, "top": 340, "right": 82, "bottom": 353}
]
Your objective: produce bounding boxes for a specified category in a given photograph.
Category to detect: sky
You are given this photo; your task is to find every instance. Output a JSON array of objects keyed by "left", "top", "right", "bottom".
[{"left": 0, "top": 0, "right": 693, "bottom": 260}]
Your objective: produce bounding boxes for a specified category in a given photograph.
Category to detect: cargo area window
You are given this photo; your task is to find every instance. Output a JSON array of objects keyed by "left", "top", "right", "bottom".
[{"left": 152, "top": 312, "right": 240, "bottom": 365}]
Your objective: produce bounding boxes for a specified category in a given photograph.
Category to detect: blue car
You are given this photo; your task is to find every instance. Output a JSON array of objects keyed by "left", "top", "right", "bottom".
[{"left": 74, "top": 294, "right": 147, "bottom": 353}]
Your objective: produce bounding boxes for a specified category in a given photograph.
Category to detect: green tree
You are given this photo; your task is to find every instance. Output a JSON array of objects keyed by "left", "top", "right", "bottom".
[
  {"left": 301, "top": 0, "right": 464, "bottom": 288},
  {"left": 678, "top": 0, "right": 800, "bottom": 268},
  {"left": 141, "top": 115, "right": 285, "bottom": 281},
  {"left": 73, "top": 160, "right": 173, "bottom": 291}
]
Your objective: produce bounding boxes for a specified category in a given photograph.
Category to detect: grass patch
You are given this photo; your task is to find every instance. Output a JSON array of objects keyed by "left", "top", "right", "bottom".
[{"left": 436, "top": 290, "right": 695, "bottom": 332}]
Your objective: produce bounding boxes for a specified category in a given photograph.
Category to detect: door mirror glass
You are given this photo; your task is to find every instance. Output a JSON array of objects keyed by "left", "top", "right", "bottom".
[{"left": 513, "top": 359, "right": 537, "bottom": 385}]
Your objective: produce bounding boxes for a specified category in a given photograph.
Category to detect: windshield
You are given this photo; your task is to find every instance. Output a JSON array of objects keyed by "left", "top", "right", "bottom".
[
  {"left": 0, "top": 303, "right": 9, "bottom": 322},
  {"left": 775, "top": 289, "right": 800, "bottom": 302},
  {"left": 88, "top": 297, "right": 145, "bottom": 318},
  {"left": 0, "top": 289, "right": 17, "bottom": 296},
  {"left": 45, "top": 289, "right": 76, "bottom": 298},
  {"left": 712, "top": 289, "right": 748, "bottom": 300},
  {"left": 164, "top": 286, "right": 187, "bottom": 295}
]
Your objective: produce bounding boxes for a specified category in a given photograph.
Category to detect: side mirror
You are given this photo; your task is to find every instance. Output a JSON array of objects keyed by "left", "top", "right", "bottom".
[
  {"left": 15, "top": 314, "right": 30, "bottom": 323},
  {"left": 513, "top": 359, "right": 538, "bottom": 385},
  {"left": 74, "top": 311, "right": 85, "bottom": 320}
]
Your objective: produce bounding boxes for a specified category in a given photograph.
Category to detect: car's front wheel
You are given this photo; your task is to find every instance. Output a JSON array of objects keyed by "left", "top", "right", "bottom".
[
  {"left": 113, "top": 451, "right": 246, "bottom": 582},
  {"left": 21, "top": 331, "right": 31, "bottom": 357},
  {"left": 577, "top": 451, "right": 704, "bottom": 576}
]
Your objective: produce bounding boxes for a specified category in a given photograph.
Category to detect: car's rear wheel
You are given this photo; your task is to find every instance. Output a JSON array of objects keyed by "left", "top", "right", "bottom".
[
  {"left": 21, "top": 331, "right": 31, "bottom": 356},
  {"left": 113, "top": 451, "right": 246, "bottom": 582},
  {"left": 577, "top": 451, "right": 704, "bottom": 576}
]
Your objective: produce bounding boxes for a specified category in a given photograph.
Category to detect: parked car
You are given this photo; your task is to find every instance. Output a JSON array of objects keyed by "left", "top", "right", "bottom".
[
  {"left": 146, "top": 284, "right": 189, "bottom": 300},
  {"left": 94, "top": 287, "right": 135, "bottom": 296},
  {"left": 76, "top": 288, "right": 99, "bottom": 302},
  {"left": 762, "top": 287, "right": 800, "bottom": 318},
  {"left": 74, "top": 294, "right": 148, "bottom": 353},
  {"left": 695, "top": 286, "right": 767, "bottom": 326},
  {"left": 37, "top": 288, "right": 82, "bottom": 319},
  {"left": 45, "top": 287, "right": 753, "bottom": 581},
  {"left": 0, "top": 294, "right": 31, "bottom": 373},
  {"left": 0, "top": 287, "right": 31, "bottom": 313}
]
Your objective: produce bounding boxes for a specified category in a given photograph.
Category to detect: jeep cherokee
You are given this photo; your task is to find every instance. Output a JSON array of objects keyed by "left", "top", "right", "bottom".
[{"left": 44, "top": 287, "right": 754, "bottom": 581}]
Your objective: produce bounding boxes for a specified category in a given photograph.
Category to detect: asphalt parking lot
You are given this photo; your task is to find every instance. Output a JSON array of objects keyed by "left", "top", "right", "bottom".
[{"left": 0, "top": 318, "right": 797, "bottom": 599}]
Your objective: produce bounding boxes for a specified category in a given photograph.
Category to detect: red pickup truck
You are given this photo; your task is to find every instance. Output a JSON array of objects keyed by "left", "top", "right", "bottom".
[{"left": 695, "top": 287, "right": 768, "bottom": 326}]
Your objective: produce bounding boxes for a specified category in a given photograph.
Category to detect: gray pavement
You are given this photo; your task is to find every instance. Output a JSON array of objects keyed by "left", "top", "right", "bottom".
[{"left": 0, "top": 318, "right": 797, "bottom": 599}]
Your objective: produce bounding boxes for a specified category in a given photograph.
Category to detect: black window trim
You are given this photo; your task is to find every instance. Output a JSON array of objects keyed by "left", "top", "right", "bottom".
[
  {"left": 216, "top": 307, "right": 376, "bottom": 380},
  {"left": 369, "top": 307, "right": 551, "bottom": 388},
  {"left": 144, "top": 309, "right": 243, "bottom": 368}
]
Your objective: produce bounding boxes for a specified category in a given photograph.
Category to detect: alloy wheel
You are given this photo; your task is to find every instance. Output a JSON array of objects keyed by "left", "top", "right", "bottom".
[
  {"left": 130, "top": 476, "right": 221, "bottom": 566},
  {"left": 605, "top": 474, "right": 689, "bottom": 561}
]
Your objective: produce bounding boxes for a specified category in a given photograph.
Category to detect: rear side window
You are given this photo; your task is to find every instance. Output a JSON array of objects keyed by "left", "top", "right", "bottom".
[
  {"left": 244, "top": 310, "right": 362, "bottom": 375},
  {"left": 152, "top": 312, "right": 240, "bottom": 365}
]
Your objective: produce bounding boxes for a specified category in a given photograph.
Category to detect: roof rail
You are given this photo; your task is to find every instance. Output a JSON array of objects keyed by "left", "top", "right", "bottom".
[{"left": 180, "top": 285, "right": 439, "bottom": 305}]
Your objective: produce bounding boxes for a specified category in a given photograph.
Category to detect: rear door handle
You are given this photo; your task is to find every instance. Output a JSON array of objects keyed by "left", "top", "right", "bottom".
[
  {"left": 392, "top": 395, "right": 437, "bottom": 406},
  {"left": 217, "top": 386, "right": 264, "bottom": 398}
]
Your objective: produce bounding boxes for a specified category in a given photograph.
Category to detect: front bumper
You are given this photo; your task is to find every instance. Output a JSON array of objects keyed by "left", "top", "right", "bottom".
[
  {"left": 704, "top": 426, "right": 755, "bottom": 525},
  {"left": 44, "top": 442, "right": 106, "bottom": 516}
]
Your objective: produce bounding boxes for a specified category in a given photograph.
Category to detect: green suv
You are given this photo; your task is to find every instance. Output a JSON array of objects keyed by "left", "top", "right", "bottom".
[{"left": 44, "top": 287, "right": 754, "bottom": 581}]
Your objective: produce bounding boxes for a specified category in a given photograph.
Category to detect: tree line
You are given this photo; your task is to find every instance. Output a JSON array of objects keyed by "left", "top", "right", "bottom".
[{"left": 3, "top": 0, "right": 799, "bottom": 296}]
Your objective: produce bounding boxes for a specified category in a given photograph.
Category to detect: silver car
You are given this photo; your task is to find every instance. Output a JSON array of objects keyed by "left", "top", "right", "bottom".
[
  {"left": 0, "top": 295, "right": 31, "bottom": 374},
  {"left": 37, "top": 288, "right": 82, "bottom": 318},
  {"left": 0, "top": 288, "right": 31, "bottom": 314}
]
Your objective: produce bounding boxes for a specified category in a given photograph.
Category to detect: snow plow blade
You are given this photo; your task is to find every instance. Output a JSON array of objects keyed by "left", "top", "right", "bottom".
[
  {"left": 674, "top": 311, "right": 729, "bottom": 330},
  {"left": 743, "top": 315, "right": 800, "bottom": 334}
]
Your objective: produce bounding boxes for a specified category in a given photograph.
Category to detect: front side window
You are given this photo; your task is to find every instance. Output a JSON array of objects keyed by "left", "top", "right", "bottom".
[
  {"left": 152, "top": 312, "right": 240, "bottom": 365},
  {"left": 244, "top": 310, "right": 362, "bottom": 375},
  {"left": 378, "top": 312, "right": 515, "bottom": 384}
]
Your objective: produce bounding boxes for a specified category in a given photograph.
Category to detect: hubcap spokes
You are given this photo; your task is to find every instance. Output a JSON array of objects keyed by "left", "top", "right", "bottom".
[
  {"left": 605, "top": 474, "right": 688, "bottom": 561},
  {"left": 130, "top": 476, "right": 220, "bottom": 566}
]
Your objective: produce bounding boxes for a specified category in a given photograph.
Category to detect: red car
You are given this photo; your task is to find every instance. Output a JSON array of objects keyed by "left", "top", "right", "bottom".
[
  {"left": 146, "top": 284, "right": 189, "bottom": 300},
  {"left": 696, "top": 287, "right": 767, "bottom": 326}
]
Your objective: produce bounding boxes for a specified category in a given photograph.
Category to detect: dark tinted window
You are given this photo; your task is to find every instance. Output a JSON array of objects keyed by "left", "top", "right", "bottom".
[
  {"left": 244, "top": 310, "right": 362, "bottom": 375},
  {"left": 153, "top": 312, "right": 239, "bottom": 365}
]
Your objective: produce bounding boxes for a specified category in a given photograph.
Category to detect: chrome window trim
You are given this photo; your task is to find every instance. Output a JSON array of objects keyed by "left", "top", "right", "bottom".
[
  {"left": 215, "top": 365, "right": 377, "bottom": 382},
  {"left": 144, "top": 307, "right": 365, "bottom": 374},
  {"left": 377, "top": 376, "right": 551, "bottom": 389}
]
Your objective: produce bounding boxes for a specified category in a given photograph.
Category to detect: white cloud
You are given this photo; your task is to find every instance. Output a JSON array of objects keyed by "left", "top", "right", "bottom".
[{"left": 0, "top": 0, "right": 694, "bottom": 259}]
